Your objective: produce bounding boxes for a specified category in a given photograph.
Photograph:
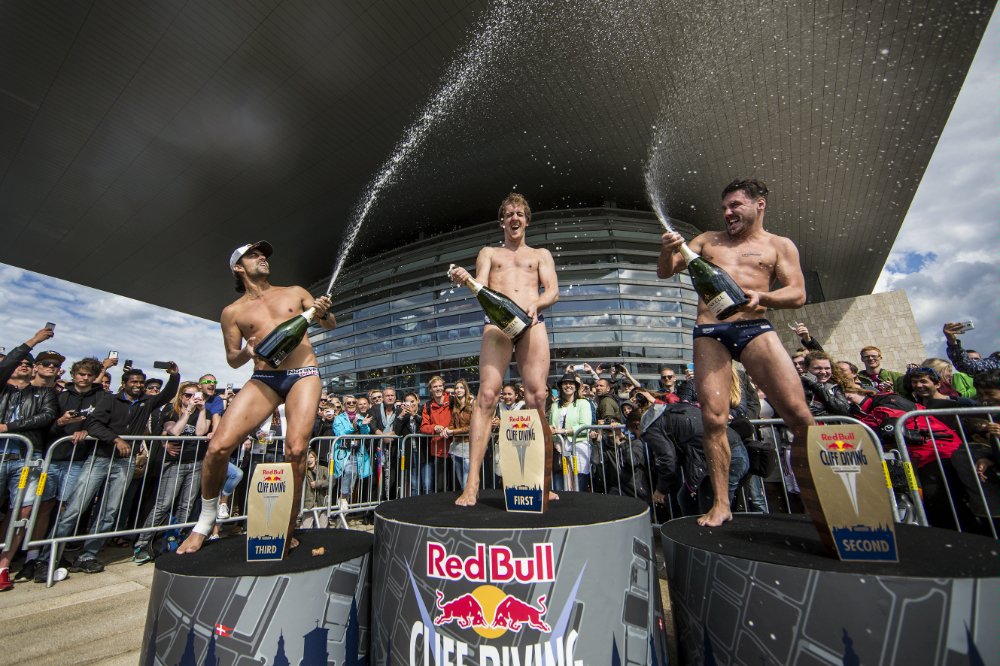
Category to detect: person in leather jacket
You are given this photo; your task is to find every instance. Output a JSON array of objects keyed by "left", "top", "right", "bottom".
[
  {"left": 0, "top": 325, "right": 58, "bottom": 590},
  {"left": 801, "top": 351, "right": 852, "bottom": 417}
]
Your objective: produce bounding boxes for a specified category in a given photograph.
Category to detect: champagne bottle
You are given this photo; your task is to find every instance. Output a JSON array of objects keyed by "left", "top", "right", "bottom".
[
  {"left": 255, "top": 294, "right": 329, "bottom": 368},
  {"left": 676, "top": 244, "right": 748, "bottom": 320},
  {"left": 450, "top": 264, "right": 531, "bottom": 341}
]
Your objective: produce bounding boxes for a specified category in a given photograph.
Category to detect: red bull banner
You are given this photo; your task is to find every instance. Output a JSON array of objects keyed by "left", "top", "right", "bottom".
[
  {"left": 246, "top": 462, "right": 294, "bottom": 561},
  {"left": 498, "top": 409, "right": 551, "bottom": 513},
  {"left": 371, "top": 491, "right": 669, "bottom": 665},
  {"left": 796, "top": 424, "right": 899, "bottom": 562}
]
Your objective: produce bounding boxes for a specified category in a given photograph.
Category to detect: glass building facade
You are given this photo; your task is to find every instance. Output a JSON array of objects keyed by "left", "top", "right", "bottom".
[{"left": 308, "top": 207, "right": 702, "bottom": 397}]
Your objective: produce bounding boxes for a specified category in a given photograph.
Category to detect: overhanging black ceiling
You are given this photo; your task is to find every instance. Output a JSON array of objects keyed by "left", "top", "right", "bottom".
[{"left": 0, "top": 0, "right": 993, "bottom": 320}]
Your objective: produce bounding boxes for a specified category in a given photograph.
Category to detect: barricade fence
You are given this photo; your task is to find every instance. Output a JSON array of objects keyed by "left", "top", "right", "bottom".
[
  {"left": 891, "top": 406, "right": 999, "bottom": 540},
  {"left": 1, "top": 434, "right": 36, "bottom": 552},
  {"left": 6, "top": 407, "right": 996, "bottom": 585}
]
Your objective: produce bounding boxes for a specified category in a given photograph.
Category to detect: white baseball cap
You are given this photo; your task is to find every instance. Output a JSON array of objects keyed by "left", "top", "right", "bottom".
[{"left": 229, "top": 240, "right": 273, "bottom": 271}]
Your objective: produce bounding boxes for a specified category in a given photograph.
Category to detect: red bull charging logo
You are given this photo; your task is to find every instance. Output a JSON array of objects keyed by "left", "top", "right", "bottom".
[{"left": 434, "top": 587, "right": 551, "bottom": 637}]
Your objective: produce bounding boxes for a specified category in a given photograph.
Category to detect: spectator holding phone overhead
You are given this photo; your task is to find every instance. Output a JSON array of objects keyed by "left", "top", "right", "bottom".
[
  {"left": 0, "top": 325, "right": 57, "bottom": 591},
  {"left": 944, "top": 321, "right": 1000, "bottom": 374}
]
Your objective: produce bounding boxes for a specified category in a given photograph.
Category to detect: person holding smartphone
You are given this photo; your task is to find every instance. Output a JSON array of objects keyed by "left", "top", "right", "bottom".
[
  {"left": 132, "top": 381, "right": 209, "bottom": 564},
  {"left": 944, "top": 321, "right": 999, "bottom": 375}
]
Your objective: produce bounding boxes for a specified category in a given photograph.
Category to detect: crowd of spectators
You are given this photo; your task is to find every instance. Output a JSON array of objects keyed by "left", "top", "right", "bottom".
[{"left": 1, "top": 318, "right": 996, "bottom": 591}]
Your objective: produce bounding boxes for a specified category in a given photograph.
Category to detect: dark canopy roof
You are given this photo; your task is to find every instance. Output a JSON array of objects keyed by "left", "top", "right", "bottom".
[{"left": 0, "top": 0, "right": 992, "bottom": 319}]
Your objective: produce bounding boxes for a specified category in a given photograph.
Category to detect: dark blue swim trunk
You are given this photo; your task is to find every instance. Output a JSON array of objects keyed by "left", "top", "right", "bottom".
[
  {"left": 251, "top": 366, "right": 319, "bottom": 399},
  {"left": 483, "top": 313, "right": 544, "bottom": 326},
  {"left": 693, "top": 319, "right": 773, "bottom": 362}
]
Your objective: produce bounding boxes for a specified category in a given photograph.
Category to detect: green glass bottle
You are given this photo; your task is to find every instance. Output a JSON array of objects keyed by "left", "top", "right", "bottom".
[
  {"left": 456, "top": 270, "right": 531, "bottom": 341},
  {"left": 255, "top": 296, "right": 328, "bottom": 368},
  {"left": 676, "top": 243, "right": 748, "bottom": 320}
]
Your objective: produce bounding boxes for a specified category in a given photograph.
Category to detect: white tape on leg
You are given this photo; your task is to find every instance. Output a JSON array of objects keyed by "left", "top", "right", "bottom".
[{"left": 192, "top": 496, "right": 220, "bottom": 536}]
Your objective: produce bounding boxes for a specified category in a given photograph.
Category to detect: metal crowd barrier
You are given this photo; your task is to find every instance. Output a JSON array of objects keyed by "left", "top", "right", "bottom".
[
  {"left": 892, "top": 406, "right": 999, "bottom": 540},
  {"left": 1, "top": 435, "right": 36, "bottom": 551},
  {"left": 749, "top": 416, "right": 908, "bottom": 524},
  {"left": 22, "top": 434, "right": 302, "bottom": 586}
]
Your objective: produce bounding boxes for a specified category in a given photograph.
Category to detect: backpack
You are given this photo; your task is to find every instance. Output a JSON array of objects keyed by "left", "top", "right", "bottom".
[{"left": 857, "top": 393, "right": 960, "bottom": 465}]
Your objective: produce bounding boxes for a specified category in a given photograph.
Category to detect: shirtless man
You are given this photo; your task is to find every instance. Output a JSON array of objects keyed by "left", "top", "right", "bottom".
[
  {"left": 449, "top": 193, "right": 559, "bottom": 506},
  {"left": 658, "top": 179, "right": 814, "bottom": 526},
  {"left": 177, "top": 241, "right": 334, "bottom": 554}
]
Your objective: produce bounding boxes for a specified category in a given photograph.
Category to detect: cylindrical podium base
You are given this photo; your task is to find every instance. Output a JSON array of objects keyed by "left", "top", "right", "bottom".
[
  {"left": 141, "top": 529, "right": 373, "bottom": 665},
  {"left": 660, "top": 514, "right": 1000, "bottom": 665},
  {"left": 371, "top": 490, "right": 669, "bottom": 665}
]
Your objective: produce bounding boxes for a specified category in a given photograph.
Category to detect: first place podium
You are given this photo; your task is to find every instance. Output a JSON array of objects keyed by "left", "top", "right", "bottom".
[
  {"left": 140, "top": 529, "right": 373, "bottom": 665},
  {"left": 370, "top": 490, "right": 670, "bottom": 665}
]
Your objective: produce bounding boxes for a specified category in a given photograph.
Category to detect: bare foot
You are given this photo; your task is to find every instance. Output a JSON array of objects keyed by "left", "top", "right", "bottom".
[
  {"left": 697, "top": 503, "right": 733, "bottom": 527},
  {"left": 455, "top": 485, "right": 479, "bottom": 507},
  {"left": 548, "top": 491, "right": 559, "bottom": 501},
  {"left": 177, "top": 531, "right": 208, "bottom": 554}
]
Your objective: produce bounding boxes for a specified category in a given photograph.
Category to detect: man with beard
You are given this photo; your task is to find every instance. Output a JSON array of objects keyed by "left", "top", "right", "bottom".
[
  {"left": 178, "top": 241, "right": 334, "bottom": 555},
  {"left": 657, "top": 179, "right": 814, "bottom": 527}
]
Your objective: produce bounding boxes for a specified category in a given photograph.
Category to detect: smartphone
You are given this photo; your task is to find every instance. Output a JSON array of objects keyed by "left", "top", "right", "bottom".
[
  {"left": 109, "top": 350, "right": 119, "bottom": 360},
  {"left": 45, "top": 322, "right": 56, "bottom": 330},
  {"left": 572, "top": 364, "right": 586, "bottom": 372},
  {"left": 227, "top": 383, "right": 233, "bottom": 391},
  {"left": 957, "top": 321, "right": 975, "bottom": 333},
  {"left": 152, "top": 361, "right": 171, "bottom": 369},
  {"left": 0, "top": 347, "right": 5, "bottom": 354},
  {"left": 686, "top": 362, "right": 695, "bottom": 373},
  {"left": 123, "top": 359, "right": 133, "bottom": 369}
]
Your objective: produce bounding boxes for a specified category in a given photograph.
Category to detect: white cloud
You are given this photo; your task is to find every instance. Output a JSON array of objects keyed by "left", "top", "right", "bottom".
[{"left": 876, "top": 7, "right": 1000, "bottom": 359}]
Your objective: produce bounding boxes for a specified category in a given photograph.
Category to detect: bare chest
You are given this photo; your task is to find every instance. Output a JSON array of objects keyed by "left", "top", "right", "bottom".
[
  {"left": 235, "top": 290, "right": 302, "bottom": 336},
  {"left": 701, "top": 240, "right": 777, "bottom": 282}
]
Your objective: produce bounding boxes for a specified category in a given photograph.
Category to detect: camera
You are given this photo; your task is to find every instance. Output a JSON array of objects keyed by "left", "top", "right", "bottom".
[
  {"left": 194, "top": 391, "right": 203, "bottom": 401},
  {"left": 956, "top": 320, "right": 975, "bottom": 334},
  {"left": 109, "top": 350, "right": 118, "bottom": 360}
]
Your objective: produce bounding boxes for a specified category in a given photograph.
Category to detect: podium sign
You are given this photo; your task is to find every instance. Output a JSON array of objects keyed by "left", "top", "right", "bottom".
[
  {"left": 246, "top": 462, "right": 295, "bottom": 562},
  {"left": 498, "top": 409, "right": 552, "bottom": 513},
  {"left": 800, "top": 425, "right": 898, "bottom": 562}
]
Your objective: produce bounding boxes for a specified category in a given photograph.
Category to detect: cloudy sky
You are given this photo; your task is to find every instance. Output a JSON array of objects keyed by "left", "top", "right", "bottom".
[{"left": 1, "top": 8, "right": 996, "bottom": 385}]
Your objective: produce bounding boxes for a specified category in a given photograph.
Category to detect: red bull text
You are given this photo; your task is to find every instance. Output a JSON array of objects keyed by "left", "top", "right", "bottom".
[{"left": 427, "top": 542, "right": 555, "bottom": 583}]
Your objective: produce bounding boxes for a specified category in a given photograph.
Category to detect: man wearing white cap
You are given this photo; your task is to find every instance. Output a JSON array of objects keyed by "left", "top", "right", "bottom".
[{"left": 177, "top": 241, "right": 334, "bottom": 556}]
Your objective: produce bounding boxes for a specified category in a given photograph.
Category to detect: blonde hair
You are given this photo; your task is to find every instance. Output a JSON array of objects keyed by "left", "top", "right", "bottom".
[
  {"left": 171, "top": 381, "right": 199, "bottom": 415},
  {"left": 729, "top": 367, "right": 742, "bottom": 409}
]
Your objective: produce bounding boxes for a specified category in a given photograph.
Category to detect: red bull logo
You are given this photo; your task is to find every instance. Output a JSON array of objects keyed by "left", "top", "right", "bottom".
[
  {"left": 433, "top": 586, "right": 551, "bottom": 636},
  {"left": 825, "top": 440, "right": 855, "bottom": 451},
  {"left": 492, "top": 594, "right": 551, "bottom": 633},
  {"left": 427, "top": 542, "right": 554, "bottom": 583},
  {"left": 433, "top": 591, "right": 487, "bottom": 629}
]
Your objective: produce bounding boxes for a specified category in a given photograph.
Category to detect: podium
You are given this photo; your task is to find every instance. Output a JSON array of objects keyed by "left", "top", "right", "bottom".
[
  {"left": 660, "top": 514, "right": 1000, "bottom": 665},
  {"left": 370, "top": 490, "right": 670, "bottom": 665},
  {"left": 140, "top": 529, "right": 373, "bottom": 665}
]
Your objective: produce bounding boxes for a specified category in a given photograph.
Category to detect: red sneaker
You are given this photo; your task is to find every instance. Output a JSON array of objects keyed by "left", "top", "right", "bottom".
[{"left": 0, "top": 569, "right": 12, "bottom": 592}]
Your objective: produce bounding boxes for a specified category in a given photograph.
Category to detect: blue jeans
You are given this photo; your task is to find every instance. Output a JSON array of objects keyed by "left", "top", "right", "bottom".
[
  {"left": 451, "top": 455, "right": 470, "bottom": 490},
  {"left": 338, "top": 456, "right": 358, "bottom": 499},
  {"left": 134, "top": 461, "right": 201, "bottom": 548},
  {"left": 222, "top": 462, "right": 243, "bottom": 497},
  {"left": 52, "top": 456, "right": 134, "bottom": 562},
  {"left": 47, "top": 460, "right": 86, "bottom": 504}
]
